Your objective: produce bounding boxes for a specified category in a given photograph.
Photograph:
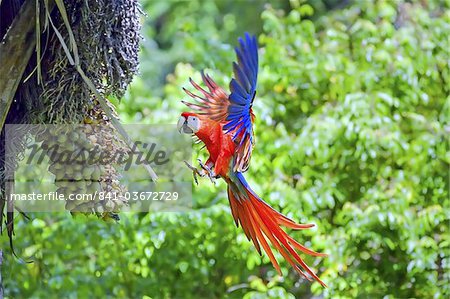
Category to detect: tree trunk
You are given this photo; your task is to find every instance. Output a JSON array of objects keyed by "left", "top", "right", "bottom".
[{"left": 0, "top": 0, "right": 55, "bottom": 128}]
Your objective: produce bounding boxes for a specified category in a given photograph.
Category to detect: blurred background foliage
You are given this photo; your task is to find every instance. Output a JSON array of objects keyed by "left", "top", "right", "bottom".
[{"left": 2, "top": 0, "right": 449, "bottom": 298}]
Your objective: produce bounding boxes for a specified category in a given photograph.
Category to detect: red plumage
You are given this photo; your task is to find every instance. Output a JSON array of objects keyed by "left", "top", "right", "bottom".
[{"left": 179, "top": 33, "right": 327, "bottom": 286}]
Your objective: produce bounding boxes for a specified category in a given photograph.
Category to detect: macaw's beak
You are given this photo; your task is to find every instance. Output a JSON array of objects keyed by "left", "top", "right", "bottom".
[
  {"left": 177, "top": 116, "right": 194, "bottom": 134},
  {"left": 177, "top": 116, "right": 186, "bottom": 133}
]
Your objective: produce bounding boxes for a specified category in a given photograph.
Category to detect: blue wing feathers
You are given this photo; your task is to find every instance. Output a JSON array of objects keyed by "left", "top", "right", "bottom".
[
  {"left": 183, "top": 33, "right": 258, "bottom": 173},
  {"left": 230, "top": 79, "right": 247, "bottom": 99},
  {"left": 226, "top": 33, "right": 258, "bottom": 131},
  {"left": 226, "top": 32, "right": 258, "bottom": 172},
  {"left": 233, "top": 63, "right": 250, "bottom": 91},
  {"left": 229, "top": 105, "right": 245, "bottom": 114},
  {"left": 229, "top": 92, "right": 246, "bottom": 106},
  {"left": 235, "top": 49, "right": 254, "bottom": 81}
]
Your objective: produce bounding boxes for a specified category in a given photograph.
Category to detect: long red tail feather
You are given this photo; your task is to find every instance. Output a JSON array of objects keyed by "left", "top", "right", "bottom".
[{"left": 227, "top": 174, "right": 327, "bottom": 287}]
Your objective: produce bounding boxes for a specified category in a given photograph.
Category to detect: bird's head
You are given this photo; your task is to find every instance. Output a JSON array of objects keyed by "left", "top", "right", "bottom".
[{"left": 177, "top": 112, "right": 201, "bottom": 134}]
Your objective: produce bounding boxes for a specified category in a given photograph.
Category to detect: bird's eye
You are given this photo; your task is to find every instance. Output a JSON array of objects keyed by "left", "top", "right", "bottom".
[{"left": 192, "top": 117, "right": 197, "bottom": 121}]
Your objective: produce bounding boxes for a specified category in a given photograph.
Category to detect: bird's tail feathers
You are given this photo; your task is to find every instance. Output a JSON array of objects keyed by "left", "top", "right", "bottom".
[{"left": 227, "top": 172, "right": 327, "bottom": 287}]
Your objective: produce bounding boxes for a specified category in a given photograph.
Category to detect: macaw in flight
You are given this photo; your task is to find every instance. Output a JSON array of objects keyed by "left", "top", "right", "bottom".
[{"left": 177, "top": 33, "right": 326, "bottom": 286}]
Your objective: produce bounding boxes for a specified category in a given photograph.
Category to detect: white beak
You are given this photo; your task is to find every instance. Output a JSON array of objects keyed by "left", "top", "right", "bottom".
[{"left": 177, "top": 116, "right": 186, "bottom": 134}]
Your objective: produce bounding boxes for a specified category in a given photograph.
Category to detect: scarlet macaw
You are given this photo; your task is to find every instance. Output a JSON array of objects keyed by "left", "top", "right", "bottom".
[{"left": 177, "top": 33, "right": 326, "bottom": 286}]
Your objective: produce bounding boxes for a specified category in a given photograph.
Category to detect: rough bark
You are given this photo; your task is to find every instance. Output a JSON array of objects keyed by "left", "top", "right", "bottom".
[{"left": 0, "top": 0, "right": 54, "bottom": 128}]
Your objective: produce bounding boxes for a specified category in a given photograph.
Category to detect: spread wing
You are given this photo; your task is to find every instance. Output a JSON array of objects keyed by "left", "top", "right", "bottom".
[
  {"left": 224, "top": 33, "right": 258, "bottom": 172},
  {"left": 182, "top": 71, "right": 230, "bottom": 122},
  {"left": 182, "top": 33, "right": 259, "bottom": 172}
]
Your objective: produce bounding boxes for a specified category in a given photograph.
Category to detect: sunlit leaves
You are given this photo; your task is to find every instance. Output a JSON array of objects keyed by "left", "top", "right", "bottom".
[{"left": 2, "top": 0, "right": 449, "bottom": 298}]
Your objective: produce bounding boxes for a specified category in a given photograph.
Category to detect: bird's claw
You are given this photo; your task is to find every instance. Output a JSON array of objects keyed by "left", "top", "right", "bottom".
[
  {"left": 184, "top": 159, "right": 218, "bottom": 185},
  {"left": 197, "top": 159, "right": 217, "bottom": 185},
  {"left": 184, "top": 160, "right": 203, "bottom": 185}
]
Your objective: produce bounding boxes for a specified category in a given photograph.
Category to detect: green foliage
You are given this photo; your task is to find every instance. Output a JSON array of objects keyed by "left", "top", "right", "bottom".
[{"left": 2, "top": 0, "right": 449, "bottom": 298}]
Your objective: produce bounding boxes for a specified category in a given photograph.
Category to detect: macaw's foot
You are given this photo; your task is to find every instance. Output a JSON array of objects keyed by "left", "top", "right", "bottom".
[
  {"left": 184, "top": 160, "right": 204, "bottom": 185},
  {"left": 197, "top": 159, "right": 218, "bottom": 184}
]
